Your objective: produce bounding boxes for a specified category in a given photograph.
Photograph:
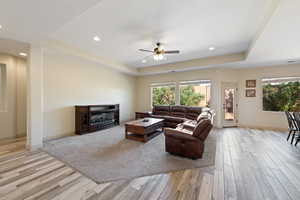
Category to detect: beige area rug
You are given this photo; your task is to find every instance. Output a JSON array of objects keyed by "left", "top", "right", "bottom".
[{"left": 43, "top": 125, "right": 216, "bottom": 183}]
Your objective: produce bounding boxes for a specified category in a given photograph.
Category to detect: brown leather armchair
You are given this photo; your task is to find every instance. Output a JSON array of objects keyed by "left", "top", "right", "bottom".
[{"left": 164, "top": 119, "right": 213, "bottom": 159}]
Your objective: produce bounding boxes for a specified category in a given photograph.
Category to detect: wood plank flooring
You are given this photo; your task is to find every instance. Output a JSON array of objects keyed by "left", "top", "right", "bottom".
[
  {"left": 0, "top": 128, "right": 300, "bottom": 200},
  {"left": 0, "top": 137, "right": 27, "bottom": 157}
]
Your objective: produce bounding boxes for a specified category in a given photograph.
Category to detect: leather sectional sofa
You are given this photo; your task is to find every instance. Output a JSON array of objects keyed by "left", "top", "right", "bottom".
[
  {"left": 150, "top": 105, "right": 205, "bottom": 128},
  {"left": 148, "top": 105, "right": 214, "bottom": 159}
]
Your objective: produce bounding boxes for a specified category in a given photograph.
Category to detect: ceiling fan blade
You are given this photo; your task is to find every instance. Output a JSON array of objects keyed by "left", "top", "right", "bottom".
[
  {"left": 139, "top": 49, "right": 154, "bottom": 53},
  {"left": 164, "top": 50, "right": 180, "bottom": 54}
]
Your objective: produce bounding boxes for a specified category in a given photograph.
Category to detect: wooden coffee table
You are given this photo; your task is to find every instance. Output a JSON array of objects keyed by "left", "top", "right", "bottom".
[{"left": 125, "top": 118, "right": 164, "bottom": 142}]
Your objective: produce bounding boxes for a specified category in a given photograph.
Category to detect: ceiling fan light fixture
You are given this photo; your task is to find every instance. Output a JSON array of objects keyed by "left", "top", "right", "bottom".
[
  {"left": 140, "top": 42, "right": 179, "bottom": 61},
  {"left": 158, "top": 45, "right": 164, "bottom": 51},
  {"left": 158, "top": 54, "right": 164, "bottom": 60},
  {"left": 154, "top": 54, "right": 164, "bottom": 61}
]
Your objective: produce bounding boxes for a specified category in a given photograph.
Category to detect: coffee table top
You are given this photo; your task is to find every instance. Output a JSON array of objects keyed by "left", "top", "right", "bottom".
[{"left": 125, "top": 118, "right": 164, "bottom": 127}]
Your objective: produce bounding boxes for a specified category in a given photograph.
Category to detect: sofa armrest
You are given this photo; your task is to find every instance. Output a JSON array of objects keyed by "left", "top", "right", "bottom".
[
  {"left": 181, "top": 120, "right": 197, "bottom": 130},
  {"left": 182, "top": 124, "right": 195, "bottom": 131},
  {"left": 208, "top": 109, "right": 215, "bottom": 125},
  {"left": 164, "top": 128, "right": 198, "bottom": 142}
]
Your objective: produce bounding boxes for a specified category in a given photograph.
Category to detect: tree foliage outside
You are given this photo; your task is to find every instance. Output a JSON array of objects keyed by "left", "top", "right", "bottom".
[
  {"left": 225, "top": 89, "right": 234, "bottom": 113},
  {"left": 263, "top": 81, "right": 300, "bottom": 112},
  {"left": 152, "top": 85, "right": 206, "bottom": 107},
  {"left": 152, "top": 86, "right": 176, "bottom": 106},
  {"left": 180, "top": 85, "right": 204, "bottom": 106}
]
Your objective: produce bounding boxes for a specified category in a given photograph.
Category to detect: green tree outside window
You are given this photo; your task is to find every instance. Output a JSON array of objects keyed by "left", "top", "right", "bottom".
[
  {"left": 152, "top": 86, "right": 176, "bottom": 106},
  {"left": 263, "top": 81, "right": 300, "bottom": 112},
  {"left": 152, "top": 84, "right": 208, "bottom": 107},
  {"left": 180, "top": 85, "right": 204, "bottom": 106}
]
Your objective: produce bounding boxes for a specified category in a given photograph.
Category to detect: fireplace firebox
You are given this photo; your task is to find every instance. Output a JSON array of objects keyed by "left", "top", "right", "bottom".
[{"left": 75, "top": 104, "right": 120, "bottom": 135}]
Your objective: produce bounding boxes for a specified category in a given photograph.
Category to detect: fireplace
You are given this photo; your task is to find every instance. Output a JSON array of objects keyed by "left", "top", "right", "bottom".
[
  {"left": 90, "top": 112, "right": 115, "bottom": 126},
  {"left": 75, "top": 104, "right": 120, "bottom": 135}
]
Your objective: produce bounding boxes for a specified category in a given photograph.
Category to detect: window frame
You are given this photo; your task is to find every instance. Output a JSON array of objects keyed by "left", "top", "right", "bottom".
[
  {"left": 262, "top": 76, "right": 300, "bottom": 112},
  {"left": 150, "top": 80, "right": 212, "bottom": 108},
  {"left": 178, "top": 80, "right": 212, "bottom": 107},
  {"left": 150, "top": 82, "right": 177, "bottom": 107}
]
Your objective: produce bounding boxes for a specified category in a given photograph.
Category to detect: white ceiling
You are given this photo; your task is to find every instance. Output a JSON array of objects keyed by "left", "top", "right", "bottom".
[
  {"left": 247, "top": 0, "right": 300, "bottom": 62},
  {"left": 0, "top": 0, "right": 103, "bottom": 42},
  {"left": 51, "top": 0, "right": 272, "bottom": 67},
  {"left": 0, "top": 0, "right": 299, "bottom": 73}
]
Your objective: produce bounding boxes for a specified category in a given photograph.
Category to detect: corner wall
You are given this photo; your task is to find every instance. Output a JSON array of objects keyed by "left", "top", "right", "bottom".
[{"left": 43, "top": 49, "right": 137, "bottom": 140}]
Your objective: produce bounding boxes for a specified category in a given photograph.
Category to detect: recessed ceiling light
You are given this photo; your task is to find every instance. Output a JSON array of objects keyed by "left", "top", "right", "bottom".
[
  {"left": 0, "top": 25, "right": 2, "bottom": 29},
  {"left": 142, "top": 59, "right": 147, "bottom": 63},
  {"left": 93, "top": 36, "right": 101, "bottom": 42},
  {"left": 209, "top": 47, "right": 215, "bottom": 51},
  {"left": 19, "top": 52, "right": 27, "bottom": 57}
]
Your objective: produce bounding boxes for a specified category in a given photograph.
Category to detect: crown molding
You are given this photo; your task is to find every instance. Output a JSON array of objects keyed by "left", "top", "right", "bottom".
[{"left": 138, "top": 52, "right": 246, "bottom": 75}]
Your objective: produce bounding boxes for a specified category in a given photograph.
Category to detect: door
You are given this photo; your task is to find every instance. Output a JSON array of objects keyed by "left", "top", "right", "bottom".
[{"left": 221, "top": 82, "right": 238, "bottom": 127}]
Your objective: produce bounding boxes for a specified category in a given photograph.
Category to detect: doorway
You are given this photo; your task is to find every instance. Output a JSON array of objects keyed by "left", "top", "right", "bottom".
[
  {"left": 0, "top": 56, "right": 27, "bottom": 151},
  {"left": 221, "top": 82, "right": 238, "bottom": 127}
]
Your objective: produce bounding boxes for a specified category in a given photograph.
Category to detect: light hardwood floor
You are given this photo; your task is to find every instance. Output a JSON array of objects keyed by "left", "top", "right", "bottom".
[{"left": 0, "top": 128, "right": 300, "bottom": 200}]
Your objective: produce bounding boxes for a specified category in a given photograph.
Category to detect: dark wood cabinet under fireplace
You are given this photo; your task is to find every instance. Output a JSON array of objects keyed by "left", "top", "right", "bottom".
[{"left": 75, "top": 104, "right": 120, "bottom": 135}]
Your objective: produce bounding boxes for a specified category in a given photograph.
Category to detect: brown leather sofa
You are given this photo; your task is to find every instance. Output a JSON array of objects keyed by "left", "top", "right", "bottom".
[
  {"left": 164, "top": 118, "right": 213, "bottom": 159},
  {"left": 150, "top": 105, "right": 204, "bottom": 128}
]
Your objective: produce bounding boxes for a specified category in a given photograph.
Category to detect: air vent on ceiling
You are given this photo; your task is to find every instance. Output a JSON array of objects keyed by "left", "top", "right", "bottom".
[{"left": 288, "top": 60, "right": 297, "bottom": 63}]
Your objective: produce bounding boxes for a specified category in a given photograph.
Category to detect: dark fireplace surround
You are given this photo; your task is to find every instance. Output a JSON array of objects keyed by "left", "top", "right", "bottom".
[{"left": 75, "top": 104, "right": 120, "bottom": 135}]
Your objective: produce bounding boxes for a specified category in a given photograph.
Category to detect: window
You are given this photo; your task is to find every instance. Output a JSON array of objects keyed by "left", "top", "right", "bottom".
[
  {"left": 151, "top": 83, "right": 176, "bottom": 106},
  {"left": 150, "top": 80, "right": 211, "bottom": 107},
  {"left": 262, "top": 77, "right": 300, "bottom": 112},
  {"left": 179, "top": 80, "right": 211, "bottom": 107}
]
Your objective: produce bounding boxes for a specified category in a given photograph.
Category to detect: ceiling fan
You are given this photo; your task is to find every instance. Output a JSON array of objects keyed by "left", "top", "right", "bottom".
[{"left": 139, "top": 42, "right": 180, "bottom": 61}]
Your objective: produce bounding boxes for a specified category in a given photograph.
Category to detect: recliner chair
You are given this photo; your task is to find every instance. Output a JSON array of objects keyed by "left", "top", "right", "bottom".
[
  {"left": 179, "top": 110, "right": 215, "bottom": 131},
  {"left": 164, "top": 119, "right": 213, "bottom": 159}
]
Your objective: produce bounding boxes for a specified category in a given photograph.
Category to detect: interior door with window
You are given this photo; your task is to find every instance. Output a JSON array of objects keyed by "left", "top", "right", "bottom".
[{"left": 221, "top": 82, "right": 238, "bottom": 127}]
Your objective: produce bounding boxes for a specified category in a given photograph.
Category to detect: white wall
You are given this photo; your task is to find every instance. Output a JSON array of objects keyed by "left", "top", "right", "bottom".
[
  {"left": 136, "top": 68, "right": 238, "bottom": 128},
  {"left": 0, "top": 54, "right": 27, "bottom": 140},
  {"left": 136, "top": 64, "right": 300, "bottom": 130},
  {"left": 43, "top": 49, "right": 136, "bottom": 140},
  {"left": 236, "top": 65, "right": 300, "bottom": 130}
]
